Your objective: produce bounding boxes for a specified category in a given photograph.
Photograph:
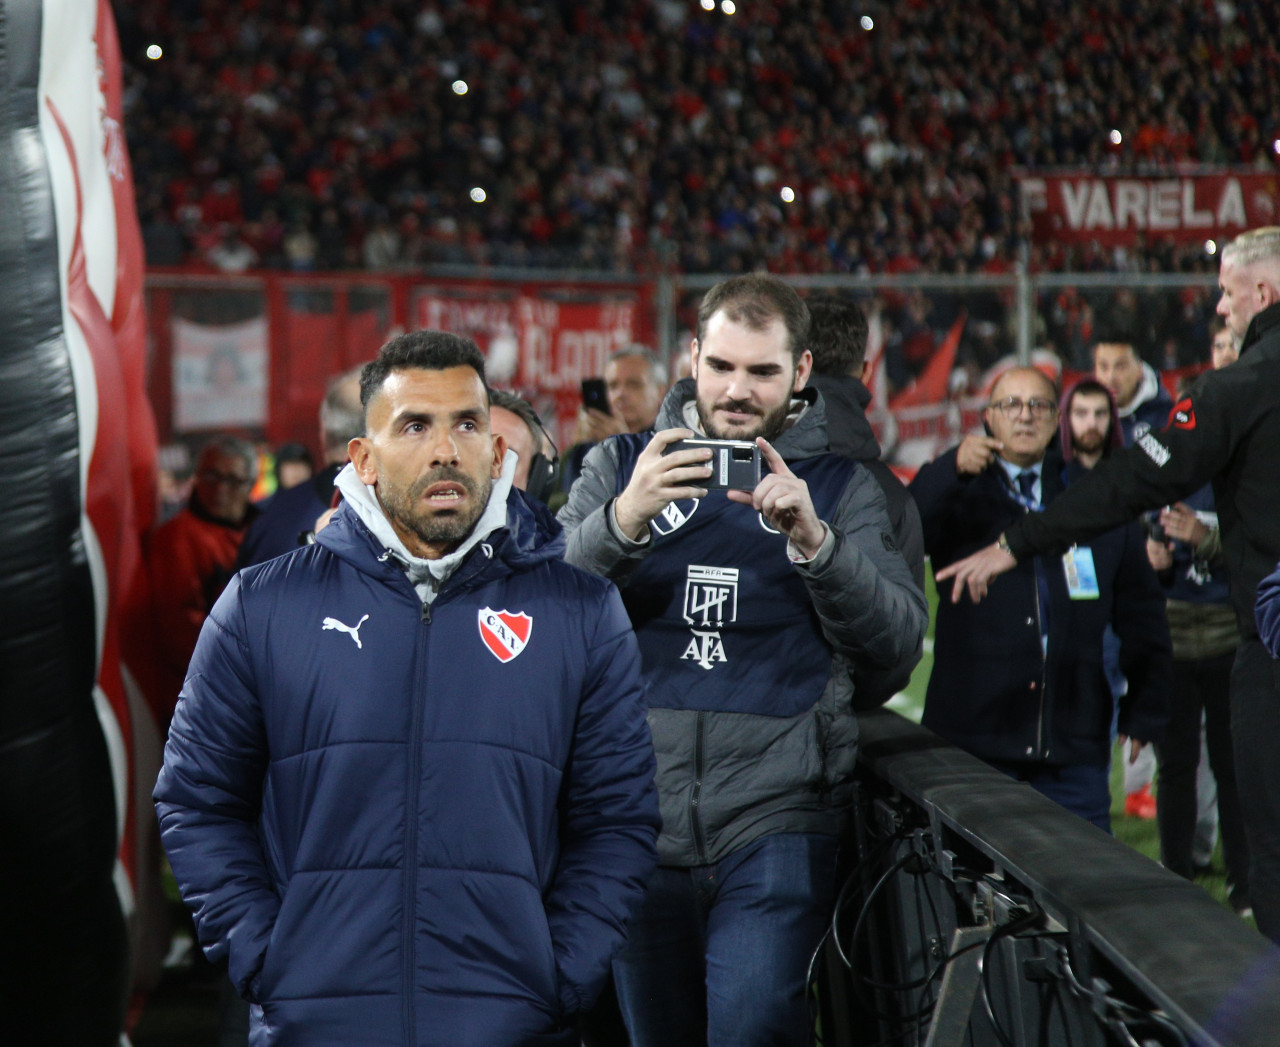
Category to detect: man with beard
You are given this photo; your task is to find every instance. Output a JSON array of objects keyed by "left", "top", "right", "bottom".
[
  {"left": 909, "top": 368, "right": 1170, "bottom": 830},
  {"left": 558, "top": 274, "right": 926, "bottom": 1047},
  {"left": 1059, "top": 378, "right": 1164, "bottom": 815},
  {"left": 155, "top": 331, "right": 660, "bottom": 1046},
  {"left": 1061, "top": 378, "right": 1121, "bottom": 470}
]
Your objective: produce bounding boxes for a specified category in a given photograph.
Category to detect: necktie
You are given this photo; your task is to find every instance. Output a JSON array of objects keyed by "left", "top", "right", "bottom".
[
  {"left": 1017, "top": 469, "right": 1038, "bottom": 509},
  {"left": 1015, "top": 469, "right": 1050, "bottom": 641}
]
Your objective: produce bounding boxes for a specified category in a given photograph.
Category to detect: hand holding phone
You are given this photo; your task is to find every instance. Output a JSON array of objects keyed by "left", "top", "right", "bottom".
[{"left": 663, "top": 438, "right": 762, "bottom": 490}]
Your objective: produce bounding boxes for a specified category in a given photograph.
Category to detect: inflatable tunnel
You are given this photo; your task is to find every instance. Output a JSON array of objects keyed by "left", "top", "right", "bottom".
[{"left": 0, "top": 1, "right": 157, "bottom": 1042}]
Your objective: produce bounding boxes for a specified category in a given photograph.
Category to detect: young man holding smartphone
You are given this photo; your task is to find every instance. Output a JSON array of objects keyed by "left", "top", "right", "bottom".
[{"left": 557, "top": 274, "right": 925, "bottom": 1047}]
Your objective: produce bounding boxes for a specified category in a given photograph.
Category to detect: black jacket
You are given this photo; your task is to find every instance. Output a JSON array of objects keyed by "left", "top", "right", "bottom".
[
  {"left": 236, "top": 463, "right": 342, "bottom": 568},
  {"left": 911, "top": 450, "right": 1171, "bottom": 766},
  {"left": 1007, "top": 301, "right": 1280, "bottom": 639},
  {"left": 809, "top": 373, "right": 925, "bottom": 705}
]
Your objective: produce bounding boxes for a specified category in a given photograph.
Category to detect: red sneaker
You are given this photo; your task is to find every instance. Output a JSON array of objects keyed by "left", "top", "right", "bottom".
[{"left": 1125, "top": 782, "right": 1157, "bottom": 820}]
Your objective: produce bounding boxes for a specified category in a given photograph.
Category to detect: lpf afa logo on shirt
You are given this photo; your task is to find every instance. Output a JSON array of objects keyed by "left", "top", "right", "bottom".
[{"left": 680, "top": 565, "right": 739, "bottom": 670}]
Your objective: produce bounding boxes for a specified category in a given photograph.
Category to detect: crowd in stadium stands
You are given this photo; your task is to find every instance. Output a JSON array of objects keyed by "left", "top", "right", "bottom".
[{"left": 119, "top": 0, "right": 1279, "bottom": 282}]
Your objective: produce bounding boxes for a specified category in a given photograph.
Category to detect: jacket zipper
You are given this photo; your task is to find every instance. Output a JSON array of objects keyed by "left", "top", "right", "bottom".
[
  {"left": 1033, "top": 557, "right": 1047, "bottom": 758},
  {"left": 403, "top": 595, "right": 429, "bottom": 1044},
  {"left": 394, "top": 543, "right": 493, "bottom": 1040},
  {"left": 690, "top": 711, "right": 708, "bottom": 864}
]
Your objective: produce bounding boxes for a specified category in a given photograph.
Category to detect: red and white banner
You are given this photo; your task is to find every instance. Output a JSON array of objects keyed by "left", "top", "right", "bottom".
[
  {"left": 413, "top": 292, "right": 638, "bottom": 446},
  {"left": 1018, "top": 172, "right": 1280, "bottom": 246},
  {"left": 171, "top": 316, "right": 270, "bottom": 431},
  {"left": 3, "top": 0, "right": 162, "bottom": 1028},
  {"left": 515, "top": 298, "right": 637, "bottom": 444},
  {"left": 413, "top": 292, "right": 521, "bottom": 383}
]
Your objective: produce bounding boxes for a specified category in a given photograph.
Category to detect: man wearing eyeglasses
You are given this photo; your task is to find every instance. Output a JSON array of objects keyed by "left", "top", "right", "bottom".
[
  {"left": 909, "top": 367, "right": 1171, "bottom": 829},
  {"left": 148, "top": 435, "right": 260, "bottom": 727}
]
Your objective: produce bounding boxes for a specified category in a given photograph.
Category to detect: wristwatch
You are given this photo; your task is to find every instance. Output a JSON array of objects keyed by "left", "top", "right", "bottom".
[{"left": 996, "top": 532, "right": 1012, "bottom": 555}]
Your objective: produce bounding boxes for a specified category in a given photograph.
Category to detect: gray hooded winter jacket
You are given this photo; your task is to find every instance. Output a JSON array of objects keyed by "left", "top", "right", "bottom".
[{"left": 557, "top": 379, "right": 926, "bottom": 865}]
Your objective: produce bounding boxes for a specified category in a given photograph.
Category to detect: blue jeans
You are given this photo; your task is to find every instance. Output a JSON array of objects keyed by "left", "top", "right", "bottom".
[
  {"left": 612, "top": 832, "right": 838, "bottom": 1047},
  {"left": 987, "top": 758, "right": 1113, "bottom": 832}
]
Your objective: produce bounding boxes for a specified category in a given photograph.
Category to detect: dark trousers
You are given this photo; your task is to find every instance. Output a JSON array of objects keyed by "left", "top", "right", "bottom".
[
  {"left": 1155, "top": 649, "right": 1250, "bottom": 904},
  {"left": 612, "top": 832, "right": 838, "bottom": 1047},
  {"left": 1230, "top": 640, "right": 1280, "bottom": 940},
  {"left": 986, "top": 758, "right": 1113, "bottom": 833}
]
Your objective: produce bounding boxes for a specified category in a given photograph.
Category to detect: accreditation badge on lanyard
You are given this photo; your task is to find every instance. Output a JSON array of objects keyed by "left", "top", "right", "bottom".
[{"left": 1062, "top": 545, "right": 1100, "bottom": 600}]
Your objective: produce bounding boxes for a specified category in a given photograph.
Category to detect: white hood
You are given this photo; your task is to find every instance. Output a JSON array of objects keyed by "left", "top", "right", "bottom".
[{"left": 334, "top": 450, "right": 517, "bottom": 605}]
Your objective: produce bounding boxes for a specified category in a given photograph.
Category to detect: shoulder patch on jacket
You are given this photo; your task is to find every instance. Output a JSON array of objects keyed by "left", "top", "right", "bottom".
[{"left": 1171, "top": 397, "right": 1196, "bottom": 430}]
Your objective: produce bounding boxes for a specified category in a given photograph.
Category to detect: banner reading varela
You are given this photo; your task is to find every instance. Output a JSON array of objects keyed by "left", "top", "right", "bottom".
[{"left": 1018, "top": 172, "right": 1280, "bottom": 246}]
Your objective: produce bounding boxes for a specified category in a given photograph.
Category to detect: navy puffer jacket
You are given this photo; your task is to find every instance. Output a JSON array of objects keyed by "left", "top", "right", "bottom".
[{"left": 155, "top": 492, "right": 659, "bottom": 1046}]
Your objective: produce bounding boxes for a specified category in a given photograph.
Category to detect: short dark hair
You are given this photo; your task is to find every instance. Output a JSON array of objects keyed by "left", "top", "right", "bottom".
[
  {"left": 320, "top": 364, "right": 366, "bottom": 451},
  {"left": 804, "top": 293, "right": 869, "bottom": 377},
  {"left": 1064, "top": 377, "right": 1112, "bottom": 410},
  {"left": 488, "top": 388, "right": 546, "bottom": 451},
  {"left": 360, "top": 331, "right": 488, "bottom": 420},
  {"left": 696, "top": 273, "right": 810, "bottom": 365},
  {"left": 1090, "top": 339, "right": 1137, "bottom": 361}
]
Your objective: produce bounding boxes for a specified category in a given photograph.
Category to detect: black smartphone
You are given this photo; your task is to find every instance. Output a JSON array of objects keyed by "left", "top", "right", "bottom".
[{"left": 581, "top": 377, "right": 611, "bottom": 415}]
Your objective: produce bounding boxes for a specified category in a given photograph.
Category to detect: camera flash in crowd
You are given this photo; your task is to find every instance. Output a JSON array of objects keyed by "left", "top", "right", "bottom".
[
  {"left": 146, "top": 44, "right": 163, "bottom": 60},
  {"left": 452, "top": 80, "right": 468, "bottom": 96}
]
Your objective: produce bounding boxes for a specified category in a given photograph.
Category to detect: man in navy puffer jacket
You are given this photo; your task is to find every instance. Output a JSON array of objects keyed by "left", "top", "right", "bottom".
[{"left": 155, "top": 331, "right": 660, "bottom": 1047}]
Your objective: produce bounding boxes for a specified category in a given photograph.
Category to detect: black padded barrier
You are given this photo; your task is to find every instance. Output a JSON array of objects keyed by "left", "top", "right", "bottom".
[{"left": 814, "top": 709, "right": 1280, "bottom": 1047}]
